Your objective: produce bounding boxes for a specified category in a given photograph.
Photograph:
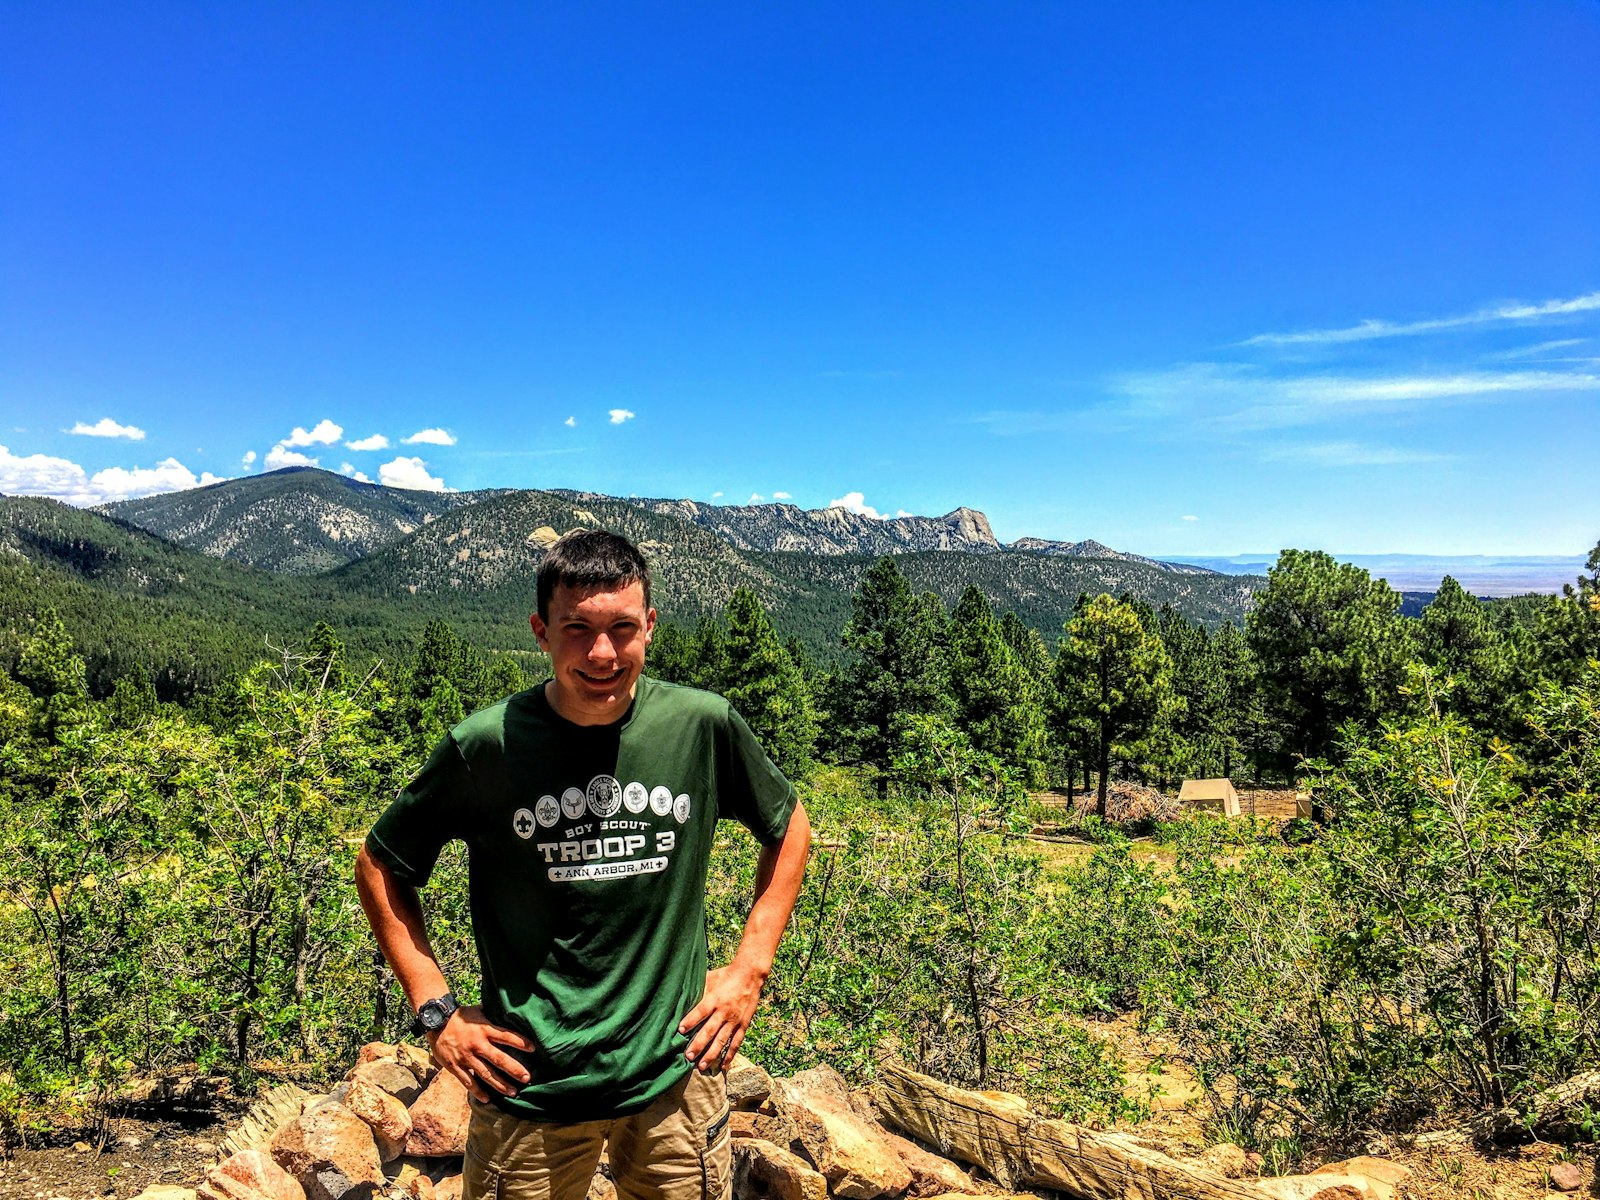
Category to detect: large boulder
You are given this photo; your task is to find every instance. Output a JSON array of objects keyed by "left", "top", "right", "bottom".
[
  {"left": 734, "top": 1137, "right": 830, "bottom": 1200},
  {"left": 343, "top": 1076, "right": 413, "bottom": 1162},
  {"left": 197, "top": 1150, "right": 307, "bottom": 1200},
  {"left": 786, "top": 1086, "right": 913, "bottom": 1199},
  {"left": 405, "top": 1068, "right": 470, "bottom": 1157},
  {"left": 269, "top": 1102, "right": 385, "bottom": 1200}
]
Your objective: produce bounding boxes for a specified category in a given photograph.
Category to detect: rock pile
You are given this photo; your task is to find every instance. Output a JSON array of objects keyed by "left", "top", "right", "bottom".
[{"left": 133, "top": 1047, "right": 1416, "bottom": 1200}]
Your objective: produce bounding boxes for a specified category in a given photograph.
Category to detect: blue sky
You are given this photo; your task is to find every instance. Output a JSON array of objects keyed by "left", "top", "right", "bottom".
[{"left": 2, "top": 3, "right": 1596, "bottom": 555}]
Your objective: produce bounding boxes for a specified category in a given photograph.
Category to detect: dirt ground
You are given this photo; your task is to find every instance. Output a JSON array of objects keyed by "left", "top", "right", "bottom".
[{"left": 0, "top": 1114, "right": 230, "bottom": 1200}]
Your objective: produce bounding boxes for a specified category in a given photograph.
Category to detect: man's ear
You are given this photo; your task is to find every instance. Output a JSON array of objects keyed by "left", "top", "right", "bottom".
[
  {"left": 530, "top": 612, "right": 549, "bottom": 651},
  {"left": 643, "top": 608, "right": 657, "bottom": 644}
]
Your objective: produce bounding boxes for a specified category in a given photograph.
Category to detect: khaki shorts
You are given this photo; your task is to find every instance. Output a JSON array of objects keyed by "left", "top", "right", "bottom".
[{"left": 464, "top": 1069, "right": 731, "bottom": 1200}]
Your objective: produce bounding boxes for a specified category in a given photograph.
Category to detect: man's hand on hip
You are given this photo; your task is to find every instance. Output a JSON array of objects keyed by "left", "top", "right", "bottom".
[
  {"left": 679, "top": 961, "right": 766, "bottom": 1072},
  {"left": 429, "top": 1005, "right": 536, "bottom": 1103}
]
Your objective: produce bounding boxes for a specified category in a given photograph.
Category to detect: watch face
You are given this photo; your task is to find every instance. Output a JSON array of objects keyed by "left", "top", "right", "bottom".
[{"left": 420, "top": 999, "right": 451, "bottom": 1030}]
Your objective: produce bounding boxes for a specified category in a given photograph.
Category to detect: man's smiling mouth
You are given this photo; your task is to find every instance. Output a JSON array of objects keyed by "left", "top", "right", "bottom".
[{"left": 577, "top": 668, "right": 625, "bottom": 685}]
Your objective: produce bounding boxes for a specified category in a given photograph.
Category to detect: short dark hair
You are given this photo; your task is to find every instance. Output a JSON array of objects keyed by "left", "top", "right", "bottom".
[{"left": 536, "top": 529, "right": 653, "bottom": 621}]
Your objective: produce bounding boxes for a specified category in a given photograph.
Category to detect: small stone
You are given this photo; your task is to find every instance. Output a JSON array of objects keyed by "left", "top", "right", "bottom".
[
  {"left": 130, "top": 1189, "right": 195, "bottom": 1200},
  {"left": 394, "top": 1044, "right": 438, "bottom": 1086},
  {"left": 1197, "top": 1143, "right": 1252, "bottom": 1179},
  {"left": 345, "top": 1061, "right": 422, "bottom": 1106},
  {"left": 734, "top": 1138, "right": 829, "bottom": 1200},
  {"left": 585, "top": 1171, "right": 616, "bottom": 1200},
  {"left": 727, "top": 1055, "right": 775, "bottom": 1112},
  {"left": 433, "top": 1175, "right": 462, "bottom": 1200},
  {"left": 355, "top": 1042, "right": 398, "bottom": 1066},
  {"left": 75, "top": 1142, "right": 94, "bottom": 1153},
  {"left": 1311, "top": 1156, "right": 1410, "bottom": 1200},
  {"left": 880, "top": 1130, "right": 972, "bottom": 1197},
  {"left": 1548, "top": 1161, "right": 1583, "bottom": 1192},
  {"left": 197, "top": 1150, "right": 307, "bottom": 1200},
  {"left": 731, "top": 1109, "right": 799, "bottom": 1147}
]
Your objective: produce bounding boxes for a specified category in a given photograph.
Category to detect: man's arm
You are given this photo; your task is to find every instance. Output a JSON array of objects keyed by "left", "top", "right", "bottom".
[
  {"left": 677, "top": 797, "right": 811, "bottom": 1071},
  {"left": 354, "top": 845, "right": 535, "bottom": 1102}
]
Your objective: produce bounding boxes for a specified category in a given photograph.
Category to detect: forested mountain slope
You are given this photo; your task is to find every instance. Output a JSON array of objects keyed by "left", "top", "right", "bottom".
[{"left": 95, "top": 467, "right": 493, "bottom": 574}]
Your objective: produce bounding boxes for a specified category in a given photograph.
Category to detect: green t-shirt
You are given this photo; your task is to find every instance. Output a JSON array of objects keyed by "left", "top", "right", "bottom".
[{"left": 365, "top": 675, "right": 797, "bottom": 1122}]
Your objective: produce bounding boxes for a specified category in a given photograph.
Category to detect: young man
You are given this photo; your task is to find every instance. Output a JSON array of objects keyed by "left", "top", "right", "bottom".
[{"left": 355, "top": 530, "right": 811, "bottom": 1200}]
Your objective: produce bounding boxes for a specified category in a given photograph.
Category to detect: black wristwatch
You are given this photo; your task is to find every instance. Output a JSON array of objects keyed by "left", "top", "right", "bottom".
[{"left": 409, "top": 992, "right": 458, "bottom": 1038}]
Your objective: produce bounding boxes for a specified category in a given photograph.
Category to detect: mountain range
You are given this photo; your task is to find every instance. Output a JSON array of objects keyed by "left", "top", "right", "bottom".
[{"left": 2, "top": 467, "right": 1266, "bottom": 698}]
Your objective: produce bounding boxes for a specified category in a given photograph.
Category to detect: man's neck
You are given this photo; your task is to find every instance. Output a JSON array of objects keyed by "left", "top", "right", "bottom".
[{"left": 542, "top": 678, "right": 638, "bottom": 727}]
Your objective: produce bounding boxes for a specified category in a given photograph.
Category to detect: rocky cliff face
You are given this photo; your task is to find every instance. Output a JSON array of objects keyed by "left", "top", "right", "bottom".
[{"left": 618, "top": 497, "right": 1003, "bottom": 556}]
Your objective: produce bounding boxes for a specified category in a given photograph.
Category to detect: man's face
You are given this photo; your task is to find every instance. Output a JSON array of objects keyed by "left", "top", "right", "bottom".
[{"left": 530, "top": 579, "right": 655, "bottom": 726}]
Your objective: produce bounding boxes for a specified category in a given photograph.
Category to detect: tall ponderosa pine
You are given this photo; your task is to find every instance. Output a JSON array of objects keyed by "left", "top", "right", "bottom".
[
  {"left": 722, "top": 588, "right": 818, "bottom": 779},
  {"left": 1417, "top": 576, "right": 1514, "bottom": 731},
  {"left": 1055, "top": 593, "right": 1174, "bottom": 818},
  {"left": 948, "top": 587, "right": 1048, "bottom": 785},
  {"left": 834, "top": 557, "right": 952, "bottom": 781},
  {"left": 1245, "top": 549, "right": 1414, "bottom": 764}
]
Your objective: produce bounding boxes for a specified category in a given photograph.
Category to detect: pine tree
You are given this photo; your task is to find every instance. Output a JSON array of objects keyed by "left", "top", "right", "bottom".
[
  {"left": 15, "top": 607, "right": 90, "bottom": 741},
  {"left": 1418, "top": 576, "right": 1513, "bottom": 730},
  {"left": 948, "top": 587, "right": 1048, "bottom": 784},
  {"left": 722, "top": 588, "right": 818, "bottom": 778},
  {"left": 1245, "top": 549, "right": 1414, "bottom": 763},
  {"left": 1055, "top": 594, "right": 1174, "bottom": 818},
  {"left": 833, "top": 558, "right": 953, "bottom": 783}
]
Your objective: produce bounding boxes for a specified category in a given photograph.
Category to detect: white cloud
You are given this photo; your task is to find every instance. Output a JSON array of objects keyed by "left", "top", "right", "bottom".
[
  {"left": 266, "top": 445, "right": 319, "bottom": 469},
  {"left": 1182, "top": 514, "right": 1199, "bottom": 522},
  {"left": 711, "top": 491, "right": 723, "bottom": 499},
  {"left": 241, "top": 450, "right": 257, "bottom": 466},
  {"left": 379, "top": 455, "right": 448, "bottom": 491},
  {"left": 828, "top": 491, "right": 884, "bottom": 519},
  {"left": 346, "top": 434, "right": 389, "bottom": 451},
  {"left": 339, "top": 463, "right": 373, "bottom": 483},
  {"left": 0, "top": 444, "right": 223, "bottom": 505},
  {"left": 68, "top": 417, "right": 146, "bottom": 440},
  {"left": 1243, "top": 290, "right": 1600, "bottom": 347},
  {"left": 283, "top": 419, "right": 343, "bottom": 447},
  {"left": 402, "top": 428, "right": 456, "bottom": 446},
  {"left": 773, "top": 491, "right": 792, "bottom": 500},
  {"left": 896, "top": 509, "right": 913, "bottom": 517},
  {"left": 749, "top": 493, "right": 765, "bottom": 503},
  {"left": 608, "top": 409, "right": 635, "bottom": 425},
  {"left": 564, "top": 416, "right": 577, "bottom": 428}
]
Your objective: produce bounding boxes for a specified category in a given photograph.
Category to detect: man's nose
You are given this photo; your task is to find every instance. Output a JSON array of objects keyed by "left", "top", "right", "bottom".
[{"left": 588, "top": 633, "right": 615, "bottom": 660}]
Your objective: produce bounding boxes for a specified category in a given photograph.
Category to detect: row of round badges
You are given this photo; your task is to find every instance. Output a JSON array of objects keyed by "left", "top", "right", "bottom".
[{"left": 532, "top": 776, "right": 692, "bottom": 828}]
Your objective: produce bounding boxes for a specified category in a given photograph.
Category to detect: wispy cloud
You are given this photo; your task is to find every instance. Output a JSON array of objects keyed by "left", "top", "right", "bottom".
[
  {"left": 403, "top": 428, "right": 456, "bottom": 446},
  {"left": 609, "top": 409, "right": 636, "bottom": 425},
  {"left": 773, "top": 491, "right": 792, "bottom": 500},
  {"left": 564, "top": 416, "right": 576, "bottom": 428},
  {"left": 346, "top": 433, "right": 389, "bottom": 451},
  {"left": 1182, "top": 514, "right": 1199, "bottom": 522},
  {"left": 749, "top": 492, "right": 765, "bottom": 503},
  {"left": 1259, "top": 440, "right": 1457, "bottom": 467},
  {"left": 1492, "top": 338, "right": 1587, "bottom": 360},
  {"left": 242, "top": 450, "right": 257, "bottom": 466},
  {"left": 1243, "top": 291, "right": 1600, "bottom": 347},
  {"left": 1112, "top": 363, "right": 1600, "bottom": 431},
  {"left": 68, "top": 417, "right": 146, "bottom": 440}
]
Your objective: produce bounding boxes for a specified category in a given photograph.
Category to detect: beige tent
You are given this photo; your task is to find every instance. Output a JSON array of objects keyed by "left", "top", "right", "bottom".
[{"left": 1178, "top": 777, "right": 1241, "bottom": 817}]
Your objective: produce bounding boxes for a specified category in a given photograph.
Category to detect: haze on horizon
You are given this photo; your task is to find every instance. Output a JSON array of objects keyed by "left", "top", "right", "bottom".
[{"left": 1, "top": 4, "right": 1596, "bottom": 558}]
